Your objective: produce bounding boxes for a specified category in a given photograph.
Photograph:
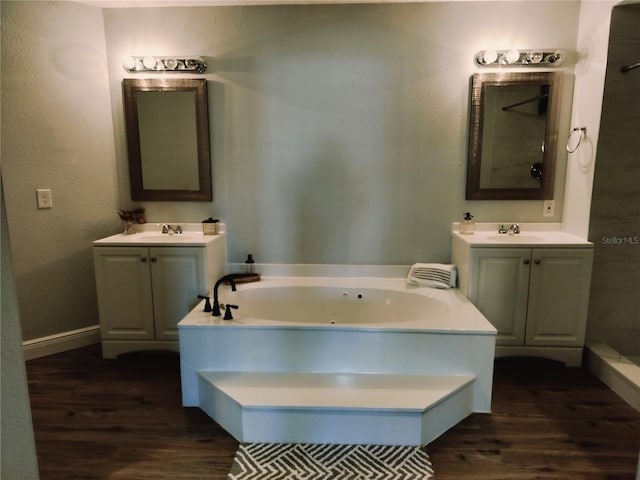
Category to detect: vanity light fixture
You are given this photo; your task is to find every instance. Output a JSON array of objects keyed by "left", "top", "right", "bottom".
[
  {"left": 474, "top": 49, "right": 565, "bottom": 68},
  {"left": 123, "top": 56, "right": 207, "bottom": 73}
]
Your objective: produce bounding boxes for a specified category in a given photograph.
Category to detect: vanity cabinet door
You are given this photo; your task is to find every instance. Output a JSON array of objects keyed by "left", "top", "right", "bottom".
[
  {"left": 149, "top": 247, "right": 206, "bottom": 340},
  {"left": 93, "top": 247, "right": 155, "bottom": 340},
  {"left": 468, "top": 248, "right": 531, "bottom": 345},
  {"left": 525, "top": 248, "right": 594, "bottom": 347}
]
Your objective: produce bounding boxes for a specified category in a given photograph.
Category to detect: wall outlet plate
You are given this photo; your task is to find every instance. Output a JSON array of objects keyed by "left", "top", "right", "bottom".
[
  {"left": 36, "top": 189, "right": 53, "bottom": 209},
  {"left": 543, "top": 200, "right": 555, "bottom": 217}
]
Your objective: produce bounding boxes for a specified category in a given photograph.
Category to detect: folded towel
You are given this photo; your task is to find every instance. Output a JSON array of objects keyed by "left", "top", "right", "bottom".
[{"left": 407, "top": 263, "right": 456, "bottom": 289}]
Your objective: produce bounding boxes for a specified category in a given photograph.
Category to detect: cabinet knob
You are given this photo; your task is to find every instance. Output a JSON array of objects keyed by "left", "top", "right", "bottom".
[
  {"left": 534, "top": 259, "right": 541, "bottom": 265},
  {"left": 523, "top": 259, "right": 530, "bottom": 265},
  {"left": 150, "top": 257, "right": 158, "bottom": 263},
  {"left": 140, "top": 257, "right": 147, "bottom": 263}
]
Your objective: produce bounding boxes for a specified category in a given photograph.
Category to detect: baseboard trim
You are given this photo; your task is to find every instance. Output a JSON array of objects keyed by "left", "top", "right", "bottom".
[{"left": 23, "top": 325, "right": 101, "bottom": 361}]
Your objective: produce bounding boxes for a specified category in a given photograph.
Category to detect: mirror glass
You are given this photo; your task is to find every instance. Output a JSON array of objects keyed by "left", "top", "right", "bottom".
[
  {"left": 466, "top": 72, "right": 561, "bottom": 200},
  {"left": 123, "top": 78, "right": 211, "bottom": 201}
]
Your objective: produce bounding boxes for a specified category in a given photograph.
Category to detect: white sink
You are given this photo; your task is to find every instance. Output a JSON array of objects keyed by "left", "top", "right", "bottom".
[{"left": 487, "top": 235, "right": 545, "bottom": 243}]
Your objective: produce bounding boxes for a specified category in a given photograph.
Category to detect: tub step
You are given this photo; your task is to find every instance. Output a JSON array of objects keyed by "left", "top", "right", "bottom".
[{"left": 196, "top": 371, "right": 475, "bottom": 445}]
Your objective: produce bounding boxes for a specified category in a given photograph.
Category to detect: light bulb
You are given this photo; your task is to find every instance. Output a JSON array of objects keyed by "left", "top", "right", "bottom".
[
  {"left": 122, "top": 56, "right": 137, "bottom": 70},
  {"left": 505, "top": 49, "right": 520, "bottom": 64},
  {"left": 551, "top": 51, "right": 564, "bottom": 65},
  {"left": 142, "top": 56, "right": 157, "bottom": 69},
  {"left": 482, "top": 50, "right": 498, "bottom": 65},
  {"left": 527, "top": 51, "right": 543, "bottom": 64},
  {"left": 164, "top": 58, "right": 178, "bottom": 70}
]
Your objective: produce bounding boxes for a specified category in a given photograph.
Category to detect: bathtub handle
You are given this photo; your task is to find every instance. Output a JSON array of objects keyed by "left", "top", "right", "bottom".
[
  {"left": 223, "top": 304, "right": 238, "bottom": 320},
  {"left": 197, "top": 295, "right": 212, "bottom": 312}
]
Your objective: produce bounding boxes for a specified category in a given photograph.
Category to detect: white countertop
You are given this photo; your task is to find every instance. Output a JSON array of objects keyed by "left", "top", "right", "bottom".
[
  {"left": 452, "top": 223, "right": 592, "bottom": 248},
  {"left": 93, "top": 223, "right": 225, "bottom": 247}
]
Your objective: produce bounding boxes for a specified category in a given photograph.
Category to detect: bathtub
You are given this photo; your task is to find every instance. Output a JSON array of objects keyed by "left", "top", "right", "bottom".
[
  {"left": 178, "top": 274, "right": 496, "bottom": 444},
  {"left": 182, "top": 276, "right": 496, "bottom": 332}
]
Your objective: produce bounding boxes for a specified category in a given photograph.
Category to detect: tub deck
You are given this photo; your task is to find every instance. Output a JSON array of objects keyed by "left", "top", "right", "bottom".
[{"left": 178, "top": 276, "right": 496, "bottom": 445}]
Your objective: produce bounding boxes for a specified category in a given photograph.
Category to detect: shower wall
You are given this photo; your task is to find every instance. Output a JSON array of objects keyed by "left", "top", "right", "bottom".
[{"left": 587, "top": 3, "right": 640, "bottom": 356}]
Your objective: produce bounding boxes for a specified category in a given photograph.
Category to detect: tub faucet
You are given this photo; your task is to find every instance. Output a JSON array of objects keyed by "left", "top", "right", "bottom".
[{"left": 211, "top": 273, "right": 256, "bottom": 316}]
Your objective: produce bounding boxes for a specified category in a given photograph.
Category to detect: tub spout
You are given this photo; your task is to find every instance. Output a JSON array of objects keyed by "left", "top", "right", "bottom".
[{"left": 212, "top": 273, "right": 256, "bottom": 316}]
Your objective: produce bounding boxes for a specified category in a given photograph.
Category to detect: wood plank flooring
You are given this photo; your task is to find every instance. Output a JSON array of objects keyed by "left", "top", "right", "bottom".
[{"left": 26, "top": 345, "right": 640, "bottom": 479}]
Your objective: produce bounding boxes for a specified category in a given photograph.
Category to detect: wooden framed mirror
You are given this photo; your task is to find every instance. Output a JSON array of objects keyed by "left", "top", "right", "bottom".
[
  {"left": 123, "top": 78, "right": 212, "bottom": 201},
  {"left": 466, "top": 72, "right": 562, "bottom": 200}
]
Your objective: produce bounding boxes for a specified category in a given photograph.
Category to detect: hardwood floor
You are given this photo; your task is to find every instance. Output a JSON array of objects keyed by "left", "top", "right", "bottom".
[{"left": 27, "top": 345, "right": 640, "bottom": 479}]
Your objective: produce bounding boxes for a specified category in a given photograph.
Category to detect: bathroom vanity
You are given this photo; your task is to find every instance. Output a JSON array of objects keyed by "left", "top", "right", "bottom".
[
  {"left": 93, "top": 224, "right": 226, "bottom": 359},
  {"left": 452, "top": 224, "right": 593, "bottom": 366}
]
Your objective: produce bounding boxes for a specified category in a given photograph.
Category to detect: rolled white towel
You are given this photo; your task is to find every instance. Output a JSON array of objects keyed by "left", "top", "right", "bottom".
[{"left": 407, "top": 263, "right": 457, "bottom": 289}]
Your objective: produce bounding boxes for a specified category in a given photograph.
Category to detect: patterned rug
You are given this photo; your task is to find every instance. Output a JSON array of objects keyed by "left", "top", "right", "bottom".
[{"left": 228, "top": 443, "right": 435, "bottom": 480}]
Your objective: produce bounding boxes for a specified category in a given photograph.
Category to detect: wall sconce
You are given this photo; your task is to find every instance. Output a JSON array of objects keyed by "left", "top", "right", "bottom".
[
  {"left": 474, "top": 49, "right": 565, "bottom": 68},
  {"left": 123, "top": 56, "right": 207, "bottom": 73}
]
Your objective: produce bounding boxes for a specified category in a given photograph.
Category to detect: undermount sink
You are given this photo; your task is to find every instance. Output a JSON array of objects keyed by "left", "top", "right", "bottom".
[{"left": 486, "top": 235, "right": 544, "bottom": 243}]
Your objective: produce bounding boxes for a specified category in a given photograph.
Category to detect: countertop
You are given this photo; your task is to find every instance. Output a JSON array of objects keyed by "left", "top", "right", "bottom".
[
  {"left": 93, "top": 223, "right": 225, "bottom": 247},
  {"left": 452, "top": 223, "right": 593, "bottom": 248}
]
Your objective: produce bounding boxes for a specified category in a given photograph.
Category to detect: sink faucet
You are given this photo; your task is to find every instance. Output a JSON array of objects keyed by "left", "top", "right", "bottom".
[
  {"left": 211, "top": 273, "right": 257, "bottom": 316},
  {"left": 498, "top": 224, "right": 521, "bottom": 234},
  {"left": 162, "top": 224, "right": 182, "bottom": 234}
]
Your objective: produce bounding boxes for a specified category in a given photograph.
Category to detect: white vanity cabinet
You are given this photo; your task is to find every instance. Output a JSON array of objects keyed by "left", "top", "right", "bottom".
[
  {"left": 452, "top": 228, "right": 593, "bottom": 366},
  {"left": 93, "top": 229, "right": 226, "bottom": 358}
]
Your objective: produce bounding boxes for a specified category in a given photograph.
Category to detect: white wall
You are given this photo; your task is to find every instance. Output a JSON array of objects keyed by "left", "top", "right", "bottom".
[
  {"left": 563, "top": 0, "right": 616, "bottom": 238},
  {"left": 104, "top": 2, "right": 580, "bottom": 265}
]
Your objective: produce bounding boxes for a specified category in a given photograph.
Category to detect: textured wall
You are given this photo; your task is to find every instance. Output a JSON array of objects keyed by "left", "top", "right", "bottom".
[
  {"left": 1, "top": 181, "right": 40, "bottom": 479},
  {"left": 1, "top": 1, "right": 119, "bottom": 340},
  {"left": 2, "top": 1, "right": 598, "bottom": 343},
  {"left": 103, "top": 2, "right": 579, "bottom": 265},
  {"left": 586, "top": 3, "right": 640, "bottom": 356}
]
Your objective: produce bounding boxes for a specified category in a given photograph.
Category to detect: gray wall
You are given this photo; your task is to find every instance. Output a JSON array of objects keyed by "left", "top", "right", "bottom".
[
  {"left": 1, "top": 1, "right": 584, "bottom": 342},
  {"left": 104, "top": 2, "right": 578, "bottom": 265},
  {"left": 1, "top": 180, "right": 40, "bottom": 479},
  {"left": 1, "top": 1, "right": 119, "bottom": 341},
  {"left": 587, "top": 3, "right": 640, "bottom": 356}
]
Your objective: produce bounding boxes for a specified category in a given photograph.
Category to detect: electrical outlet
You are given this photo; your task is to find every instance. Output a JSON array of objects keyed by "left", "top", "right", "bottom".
[
  {"left": 36, "top": 189, "right": 53, "bottom": 209},
  {"left": 543, "top": 200, "right": 555, "bottom": 217}
]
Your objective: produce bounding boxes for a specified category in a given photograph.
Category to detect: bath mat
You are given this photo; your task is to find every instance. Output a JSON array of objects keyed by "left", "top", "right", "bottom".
[{"left": 228, "top": 443, "right": 435, "bottom": 480}]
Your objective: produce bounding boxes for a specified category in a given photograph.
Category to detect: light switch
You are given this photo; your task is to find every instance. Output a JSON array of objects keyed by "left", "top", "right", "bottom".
[{"left": 36, "top": 189, "right": 53, "bottom": 209}]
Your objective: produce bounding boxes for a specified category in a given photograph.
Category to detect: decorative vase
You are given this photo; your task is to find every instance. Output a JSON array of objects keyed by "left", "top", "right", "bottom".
[{"left": 124, "top": 220, "right": 136, "bottom": 235}]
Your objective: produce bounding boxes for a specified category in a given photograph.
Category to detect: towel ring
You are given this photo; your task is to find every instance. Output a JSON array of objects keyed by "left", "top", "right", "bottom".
[{"left": 567, "top": 127, "right": 586, "bottom": 153}]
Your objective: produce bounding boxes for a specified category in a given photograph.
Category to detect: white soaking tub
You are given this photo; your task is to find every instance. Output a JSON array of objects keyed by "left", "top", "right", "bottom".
[{"left": 178, "top": 274, "right": 497, "bottom": 445}]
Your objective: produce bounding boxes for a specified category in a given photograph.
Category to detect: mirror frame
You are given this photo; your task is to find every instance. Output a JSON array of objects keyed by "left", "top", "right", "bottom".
[
  {"left": 466, "top": 72, "right": 562, "bottom": 200},
  {"left": 123, "top": 78, "right": 212, "bottom": 202}
]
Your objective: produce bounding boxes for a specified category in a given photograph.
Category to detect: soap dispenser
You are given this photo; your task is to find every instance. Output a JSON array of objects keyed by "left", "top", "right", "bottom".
[
  {"left": 245, "top": 254, "right": 255, "bottom": 273},
  {"left": 460, "top": 212, "right": 475, "bottom": 235}
]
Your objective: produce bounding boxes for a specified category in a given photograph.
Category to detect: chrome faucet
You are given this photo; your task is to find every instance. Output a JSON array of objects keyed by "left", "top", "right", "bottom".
[
  {"left": 498, "top": 224, "right": 520, "bottom": 234},
  {"left": 162, "top": 224, "right": 183, "bottom": 234}
]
